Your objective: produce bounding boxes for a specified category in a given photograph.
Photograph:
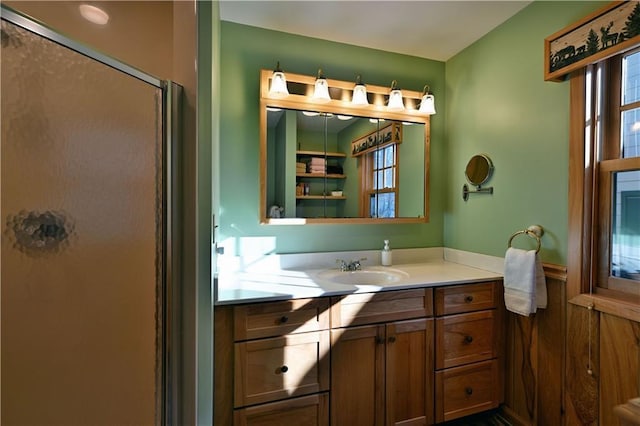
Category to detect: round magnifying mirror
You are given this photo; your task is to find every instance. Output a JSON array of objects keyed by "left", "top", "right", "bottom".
[{"left": 465, "top": 154, "right": 493, "bottom": 187}]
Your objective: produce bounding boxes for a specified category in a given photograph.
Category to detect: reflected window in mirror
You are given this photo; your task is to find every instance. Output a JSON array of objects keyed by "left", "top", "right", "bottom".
[{"left": 363, "top": 143, "right": 398, "bottom": 218}]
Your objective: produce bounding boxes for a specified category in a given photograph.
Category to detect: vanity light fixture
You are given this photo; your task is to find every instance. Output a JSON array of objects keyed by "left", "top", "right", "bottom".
[
  {"left": 351, "top": 75, "right": 369, "bottom": 105},
  {"left": 418, "top": 85, "right": 436, "bottom": 115},
  {"left": 312, "top": 68, "right": 331, "bottom": 102},
  {"left": 387, "top": 80, "right": 405, "bottom": 111},
  {"left": 79, "top": 4, "right": 110, "bottom": 25},
  {"left": 269, "top": 61, "right": 289, "bottom": 97}
]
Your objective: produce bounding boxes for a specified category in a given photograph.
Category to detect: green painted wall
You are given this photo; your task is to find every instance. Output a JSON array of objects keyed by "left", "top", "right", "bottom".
[
  {"left": 219, "top": 2, "right": 608, "bottom": 263},
  {"left": 219, "top": 22, "right": 445, "bottom": 256},
  {"left": 444, "top": 1, "right": 607, "bottom": 265}
]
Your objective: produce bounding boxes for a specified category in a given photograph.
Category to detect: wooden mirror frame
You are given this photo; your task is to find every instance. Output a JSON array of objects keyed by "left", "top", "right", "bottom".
[{"left": 259, "top": 69, "right": 431, "bottom": 224}]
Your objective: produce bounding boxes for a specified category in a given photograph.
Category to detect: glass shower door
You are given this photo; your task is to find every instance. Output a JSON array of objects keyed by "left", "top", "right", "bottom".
[{"left": 1, "top": 15, "right": 166, "bottom": 425}]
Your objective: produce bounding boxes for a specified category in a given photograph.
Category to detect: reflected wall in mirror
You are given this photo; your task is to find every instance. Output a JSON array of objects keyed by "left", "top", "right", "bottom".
[{"left": 260, "top": 69, "right": 431, "bottom": 224}]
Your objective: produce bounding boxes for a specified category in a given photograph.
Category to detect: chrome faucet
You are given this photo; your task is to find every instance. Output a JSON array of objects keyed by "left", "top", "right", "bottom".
[{"left": 336, "top": 257, "right": 367, "bottom": 271}]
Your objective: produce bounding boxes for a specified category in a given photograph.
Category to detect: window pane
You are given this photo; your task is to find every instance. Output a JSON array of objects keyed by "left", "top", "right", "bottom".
[
  {"left": 384, "top": 145, "right": 394, "bottom": 167},
  {"left": 622, "top": 108, "right": 640, "bottom": 158},
  {"left": 623, "top": 51, "right": 640, "bottom": 105},
  {"left": 375, "top": 149, "right": 384, "bottom": 169},
  {"left": 375, "top": 171, "right": 383, "bottom": 190},
  {"left": 370, "top": 192, "right": 395, "bottom": 218},
  {"left": 383, "top": 168, "right": 394, "bottom": 188},
  {"left": 611, "top": 170, "right": 640, "bottom": 281}
]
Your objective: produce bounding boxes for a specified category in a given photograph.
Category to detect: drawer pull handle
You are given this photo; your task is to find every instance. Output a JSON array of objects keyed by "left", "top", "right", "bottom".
[
  {"left": 465, "top": 387, "right": 473, "bottom": 395},
  {"left": 465, "top": 295, "right": 474, "bottom": 303},
  {"left": 388, "top": 336, "right": 396, "bottom": 343},
  {"left": 279, "top": 316, "right": 289, "bottom": 324},
  {"left": 464, "top": 335, "right": 473, "bottom": 344},
  {"left": 280, "top": 365, "right": 289, "bottom": 373},
  {"left": 376, "top": 337, "right": 385, "bottom": 345}
]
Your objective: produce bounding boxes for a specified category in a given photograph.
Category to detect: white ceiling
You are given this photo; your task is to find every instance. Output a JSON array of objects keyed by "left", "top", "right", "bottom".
[{"left": 219, "top": 1, "right": 532, "bottom": 61}]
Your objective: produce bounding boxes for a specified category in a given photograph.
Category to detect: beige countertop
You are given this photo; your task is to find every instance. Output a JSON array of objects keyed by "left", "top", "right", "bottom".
[{"left": 215, "top": 248, "right": 503, "bottom": 305}]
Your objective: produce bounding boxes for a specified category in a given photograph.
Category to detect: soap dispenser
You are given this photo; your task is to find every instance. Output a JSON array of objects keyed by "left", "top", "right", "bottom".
[{"left": 381, "top": 239, "right": 392, "bottom": 266}]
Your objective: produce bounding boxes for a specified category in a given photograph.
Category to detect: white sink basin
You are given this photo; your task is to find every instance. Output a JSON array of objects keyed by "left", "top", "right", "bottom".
[{"left": 316, "top": 267, "right": 409, "bottom": 285}]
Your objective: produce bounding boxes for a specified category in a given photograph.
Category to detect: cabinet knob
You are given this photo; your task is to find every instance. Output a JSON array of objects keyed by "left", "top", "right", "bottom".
[
  {"left": 279, "top": 316, "right": 289, "bottom": 324},
  {"left": 465, "top": 387, "right": 473, "bottom": 395},
  {"left": 465, "top": 295, "right": 474, "bottom": 303},
  {"left": 280, "top": 365, "right": 289, "bottom": 373},
  {"left": 388, "top": 336, "right": 396, "bottom": 343},
  {"left": 376, "top": 336, "right": 385, "bottom": 345},
  {"left": 464, "top": 335, "right": 473, "bottom": 344}
]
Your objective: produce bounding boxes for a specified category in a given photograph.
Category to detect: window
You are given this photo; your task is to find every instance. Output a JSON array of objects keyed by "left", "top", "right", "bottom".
[
  {"left": 361, "top": 143, "right": 398, "bottom": 218},
  {"left": 578, "top": 49, "right": 640, "bottom": 299}
]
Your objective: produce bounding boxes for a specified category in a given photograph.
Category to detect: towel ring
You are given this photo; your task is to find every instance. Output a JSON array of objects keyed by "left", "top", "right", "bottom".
[{"left": 508, "top": 225, "right": 544, "bottom": 253}]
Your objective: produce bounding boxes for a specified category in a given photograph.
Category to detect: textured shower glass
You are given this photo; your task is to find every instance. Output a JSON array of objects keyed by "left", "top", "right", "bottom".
[{"left": 1, "top": 19, "right": 162, "bottom": 425}]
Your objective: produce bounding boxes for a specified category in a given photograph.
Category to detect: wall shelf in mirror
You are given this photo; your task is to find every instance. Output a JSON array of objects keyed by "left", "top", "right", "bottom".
[{"left": 260, "top": 69, "right": 431, "bottom": 224}]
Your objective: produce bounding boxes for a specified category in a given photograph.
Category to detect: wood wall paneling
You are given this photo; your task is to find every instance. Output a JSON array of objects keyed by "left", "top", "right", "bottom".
[
  {"left": 502, "top": 269, "right": 566, "bottom": 426},
  {"left": 599, "top": 313, "right": 640, "bottom": 425},
  {"left": 565, "top": 303, "right": 599, "bottom": 426},
  {"left": 536, "top": 275, "right": 566, "bottom": 426}
]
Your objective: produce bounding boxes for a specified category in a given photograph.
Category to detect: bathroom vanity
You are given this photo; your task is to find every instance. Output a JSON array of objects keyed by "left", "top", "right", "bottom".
[{"left": 214, "top": 252, "right": 505, "bottom": 425}]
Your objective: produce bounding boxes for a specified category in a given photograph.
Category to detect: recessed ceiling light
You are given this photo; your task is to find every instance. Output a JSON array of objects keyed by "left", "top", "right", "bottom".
[{"left": 79, "top": 4, "right": 109, "bottom": 25}]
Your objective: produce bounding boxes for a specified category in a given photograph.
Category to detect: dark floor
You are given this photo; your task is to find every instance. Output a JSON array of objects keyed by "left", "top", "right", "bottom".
[{"left": 441, "top": 410, "right": 511, "bottom": 426}]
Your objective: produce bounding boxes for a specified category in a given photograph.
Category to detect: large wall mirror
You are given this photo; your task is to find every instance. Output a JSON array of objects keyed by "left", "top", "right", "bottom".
[{"left": 259, "top": 69, "right": 431, "bottom": 224}]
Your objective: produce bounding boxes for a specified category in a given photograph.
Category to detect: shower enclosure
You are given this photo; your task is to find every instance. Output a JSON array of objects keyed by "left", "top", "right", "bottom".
[{"left": 1, "top": 7, "right": 180, "bottom": 424}]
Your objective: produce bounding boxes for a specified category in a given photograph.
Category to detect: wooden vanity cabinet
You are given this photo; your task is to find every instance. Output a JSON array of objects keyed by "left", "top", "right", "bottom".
[
  {"left": 330, "top": 289, "right": 435, "bottom": 426},
  {"left": 433, "top": 281, "right": 503, "bottom": 423},
  {"left": 215, "top": 281, "right": 504, "bottom": 426}
]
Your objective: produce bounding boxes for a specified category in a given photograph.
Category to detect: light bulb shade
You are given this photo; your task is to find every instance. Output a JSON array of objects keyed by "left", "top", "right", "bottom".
[
  {"left": 269, "top": 71, "right": 289, "bottom": 96},
  {"left": 352, "top": 84, "right": 369, "bottom": 105},
  {"left": 388, "top": 89, "right": 405, "bottom": 111},
  {"left": 419, "top": 94, "right": 436, "bottom": 115},
  {"left": 313, "top": 78, "right": 331, "bottom": 102}
]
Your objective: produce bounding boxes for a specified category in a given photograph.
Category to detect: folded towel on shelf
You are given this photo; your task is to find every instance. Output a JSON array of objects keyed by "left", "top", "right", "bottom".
[
  {"left": 309, "top": 157, "right": 326, "bottom": 165},
  {"left": 296, "top": 162, "right": 306, "bottom": 168},
  {"left": 308, "top": 166, "right": 326, "bottom": 173},
  {"left": 503, "top": 247, "right": 547, "bottom": 316}
]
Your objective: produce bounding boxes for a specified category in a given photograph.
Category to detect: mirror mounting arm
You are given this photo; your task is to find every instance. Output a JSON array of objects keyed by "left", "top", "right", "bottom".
[{"left": 462, "top": 183, "right": 494, "bottom": 202}]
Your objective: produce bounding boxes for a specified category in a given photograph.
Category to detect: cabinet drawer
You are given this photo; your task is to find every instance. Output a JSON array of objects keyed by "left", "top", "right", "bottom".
[
  {"left": 234, "top": 392, "right": 329, "bottom": 426},
  {"left": 330, "top": 288, "right": 433, "bottom": 327},
  {"left": 435, "top": 282, "right": 497, "bottom": 316},
  {"left": 234, "top": 298, "right": 330, "bottom": 341},
  {"left": 435, "top": 359, "right": 500, "bottom": 423},
  {"left": 435, "top": 310, "right": 496, "bottom": 369},
  {"left": 234, "top": 331, "right": 330, "bottom": 407}
]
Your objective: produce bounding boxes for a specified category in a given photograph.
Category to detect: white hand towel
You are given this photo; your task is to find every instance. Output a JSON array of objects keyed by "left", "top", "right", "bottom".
[{"left": 503, "top": 247, "right": 547, "bottom": 316}]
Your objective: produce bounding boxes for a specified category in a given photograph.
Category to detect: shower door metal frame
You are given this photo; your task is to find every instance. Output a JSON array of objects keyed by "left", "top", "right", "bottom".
[{"left": 0, "top": 5, "right": 180, "bottom": 425}]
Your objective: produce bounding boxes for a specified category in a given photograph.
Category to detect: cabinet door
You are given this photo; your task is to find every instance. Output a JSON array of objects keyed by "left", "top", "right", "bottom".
[
  {"left": 435, "top": 310, "right": 496, "bottom": 369},
  {"left": 235, "top": 331, "right": 330, "bottom": 407},
  {"left": 234, "top": 393, "right": 329, "bottom": 426},
  {"left": 234, "top": 298, "right": 330, "bottom": 341},
  {"left": 435, "top": 359, "right": 500, "bottom": 423},
  {"left": 331, "top": 325, "right": 385, "bottom": 426},
  {"left": 331, "top": 288, "right": 433, "bottom": 328},
  {"left": 386, "top": 318, "right": 434, "bottom": 426},
  {"left": 434, "top": 282, "right": 497, "bottom": 316}
]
